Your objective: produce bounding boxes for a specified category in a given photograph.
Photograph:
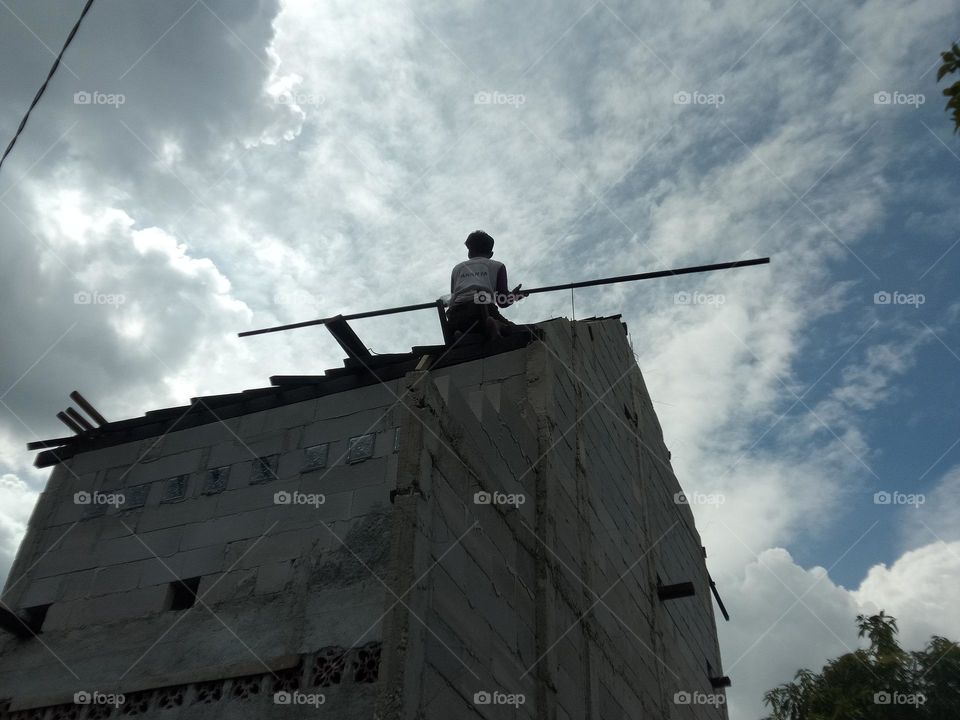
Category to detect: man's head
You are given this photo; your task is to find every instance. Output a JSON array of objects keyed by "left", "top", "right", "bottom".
[{"left": 465, "top": 230, "right": 494, "bottom": 258}]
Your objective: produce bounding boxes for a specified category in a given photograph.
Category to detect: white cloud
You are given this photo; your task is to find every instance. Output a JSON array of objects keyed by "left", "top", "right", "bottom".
[
  {"left": 1, "top": 2, "right": 959, "bottom": 719},
  {"left": 0, "top": 474, "right": 39, "bottom": 586},
  {"left": 722, "top": 540, "right": 960, "bottom": 719}
]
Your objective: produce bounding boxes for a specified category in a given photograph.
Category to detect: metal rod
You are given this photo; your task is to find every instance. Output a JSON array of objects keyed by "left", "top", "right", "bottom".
[
  {"left": 239, "top": 301, "right": 438, "bottom": 337},
  {"left": 239, "top": 257, "right": 770, "bottom": 338},
  {"left": 69, "top": 390, "right": 108, "bottom": 426},
  {"left": 56, "top": 411, "right": 84, "bottom": 434},
  {"left": 65, "top": 407, "right": 95, "bottom": 431},
  {"left": 709, "top": 575, "right": 730, "bottom": 621},
  {"left": 523, "top": 257, "right": 769, "bottom": 294}
]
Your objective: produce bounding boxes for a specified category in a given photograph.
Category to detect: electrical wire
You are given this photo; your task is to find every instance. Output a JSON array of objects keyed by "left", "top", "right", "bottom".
[{"left": 0, "top": 0, "right": 97, "bottom": 173}]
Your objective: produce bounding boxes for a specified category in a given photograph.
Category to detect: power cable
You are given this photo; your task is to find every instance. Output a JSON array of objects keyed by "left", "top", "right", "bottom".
[{"left": 0, "top": 0, "right": 97, "bottom": 173}]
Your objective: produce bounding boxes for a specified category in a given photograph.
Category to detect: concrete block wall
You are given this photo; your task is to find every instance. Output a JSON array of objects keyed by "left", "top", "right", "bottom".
[
  {"left": 375, "top": 317, "right": 727, "bottom": 720},
  {"left": 0, "top": 317, "right": 726, "bottom": 720},
  {"left": 0, "top": 382, "right": 402, "bottom": 717}
]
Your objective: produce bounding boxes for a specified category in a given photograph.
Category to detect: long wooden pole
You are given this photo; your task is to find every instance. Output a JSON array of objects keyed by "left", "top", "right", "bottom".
[{"left": 238, "top": 257, "right": 770, "bottom": 338}]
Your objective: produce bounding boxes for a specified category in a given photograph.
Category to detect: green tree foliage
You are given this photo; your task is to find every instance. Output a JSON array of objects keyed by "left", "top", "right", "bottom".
[
  {"left": 762, "top": 612, "right": 960, "bottom": 719},
  {"left": 939, "top": 42, "right": 960, "bottom": 132}
]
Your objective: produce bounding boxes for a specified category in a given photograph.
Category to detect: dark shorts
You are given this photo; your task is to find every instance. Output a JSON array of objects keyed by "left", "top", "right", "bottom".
[{"left": 446, "top": 301, "right": 505, "bottom": 334}]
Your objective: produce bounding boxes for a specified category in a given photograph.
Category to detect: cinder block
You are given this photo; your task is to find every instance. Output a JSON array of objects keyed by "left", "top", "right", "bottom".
[
  {"left": 159, "top": 420, "right": 239, "bottom": 454},
  {"left": 255, "top": 560, "right": 293, "bottom": 595},
  {"left": 89, "top": 562, "right": 144, "bottom": 596},
  {"left": 124, "top": 449, "right": 205, "bottom": 485},
  {"left": 215, "top": 484, "right": 283, "bottom": 516},
  {"left": 134, "top": 494, "right": 221, "bottom": 533},
  {"left": 32, "top": 546, "right": 101, "bottom": 579},
  {"left": 133, "top": 526, "right": 184, "bottom": 558},
  {"left": 209, "top": 433, "right": 285, "bottom": 469},
  {"left": 350, "top": 483, "right": 391, "bottom": 518},
  {"left": 72, "top": 586, "right": 166, "bottom": 627},
  {"left": 199, "top": 568, "right": 257, "bottom": 606},
  {"left": 179, "top": 509, "right": 271, "bottom": 551},
  {"left": 58, "top": 569, "right": 96, "bottom": 600},
  {"left": 17, "top": 575, "right": 61, "bottom": 607},
  {"left": 179, "top": 544, "right": 226, "bottom": 578},
  {"left": 139, "top": 555, "right": 182, "bottom": 588},
  {"left": 40, "top": 598, "right": 84, "bottom": 631},
  {"left": 67, "top": 442, "right": 142, "bottom": 476},
  {"left": 235, "top": 529, "right": 315, "bottom": 569}
]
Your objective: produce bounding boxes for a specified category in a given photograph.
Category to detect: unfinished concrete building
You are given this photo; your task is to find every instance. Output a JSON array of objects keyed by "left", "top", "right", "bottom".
[{"left": 0, "top": 316, "right": 729, "bottom": 719}]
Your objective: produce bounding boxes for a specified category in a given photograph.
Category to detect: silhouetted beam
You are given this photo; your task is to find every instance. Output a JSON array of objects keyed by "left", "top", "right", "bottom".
[
  {"left": 238, "top": 257, "right": 770, "bottom": 338},
  {"left": 70, "top": 390, "right": 108, "bottom": 426},
  {"left": 324, "top": 316, "right": 372, "bottom": 362},
  {"left": 710, "top": 676, "right": 732, "bottom": 688},
  {"left": 657, "top": 581, "right": 696, "bottom": 600},
  {"left": 56, "top": 411, "right": 84, "bottom": 434},
  {"left": 239, "top": 301, "right": 438, "bottom": 338},
  {"left": 65, "top": 407, "right": 94, "bottom": 431},
  {"left": 709, "top": 574, "right": 730, "bottom": 621},
  {"left": 0, "top": 607, "right": 33, "bottom": 639},
  {"left": 26, "top": 436, "right": 76, "bottom": 450},
  {"left": 524, "top": 257, "right": 770, "bottom": 294}
]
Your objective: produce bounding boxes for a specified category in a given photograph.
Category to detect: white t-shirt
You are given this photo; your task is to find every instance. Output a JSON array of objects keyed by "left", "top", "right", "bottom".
[{"left": 450, "top": 257, "right": 506, "bottom": 306}]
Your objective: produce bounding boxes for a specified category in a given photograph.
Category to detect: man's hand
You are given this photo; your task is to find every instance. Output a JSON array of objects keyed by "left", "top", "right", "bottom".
[{"left": 511, "top": 284, "right": 529, "bottom": 298}]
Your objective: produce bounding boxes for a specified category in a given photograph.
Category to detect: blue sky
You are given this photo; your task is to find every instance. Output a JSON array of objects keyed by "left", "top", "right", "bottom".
[{"left": 1, "top": 1, "right": 960, "bottom": 717}]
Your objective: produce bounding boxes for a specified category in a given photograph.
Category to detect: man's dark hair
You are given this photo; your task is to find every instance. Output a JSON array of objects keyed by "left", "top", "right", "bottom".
[{"left": 465, "top": 230, "right": 494, "bottom": 257}]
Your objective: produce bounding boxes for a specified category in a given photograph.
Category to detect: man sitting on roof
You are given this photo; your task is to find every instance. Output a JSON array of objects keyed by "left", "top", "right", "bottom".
[{"left": 446, "top": 230, "right": 526, "bottom": 339}]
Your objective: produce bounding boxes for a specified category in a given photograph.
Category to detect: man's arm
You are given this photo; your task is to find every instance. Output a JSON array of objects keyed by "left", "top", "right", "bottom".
[{"left": 495, "top": 265, "right": 512, "bottom": 307}]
